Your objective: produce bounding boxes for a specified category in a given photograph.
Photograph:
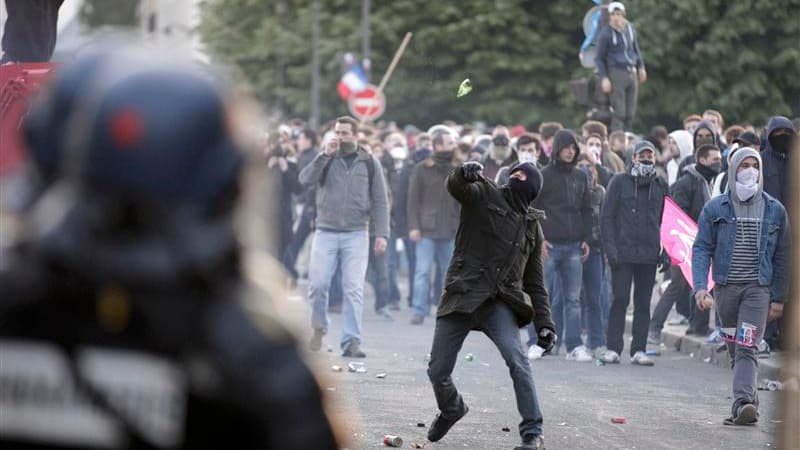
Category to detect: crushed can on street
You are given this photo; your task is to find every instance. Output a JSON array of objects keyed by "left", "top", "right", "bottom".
[{"left": 383, "top": 435, "right": 403, "bottom": 447}]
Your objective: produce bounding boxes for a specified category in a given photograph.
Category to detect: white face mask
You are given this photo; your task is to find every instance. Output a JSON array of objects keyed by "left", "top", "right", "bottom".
[
  {"left": 518, "top": 151, "right": 536, "bottom": 164},
  {"left": 735, "top": 167, "right": 759, "bottom": 201},
  {"left": 587, "top": 144, "right": 602, "bottom": 159},
  {"left": 390, "top": 146, "right": 408, "bottom": 161}
]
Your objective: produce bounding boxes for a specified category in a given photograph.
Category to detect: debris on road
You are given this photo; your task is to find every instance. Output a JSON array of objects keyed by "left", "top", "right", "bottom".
[
  {"left": 703, "top": 357, "right": 711, "bottom": 363},
  {"left": 645, "top": 349, "right": 660, "bottom": 357},
  {"left": 375, "top": 372, "right": 387, "bottom": 379},
  {"left": 501, "top": 427, "right": 511, "bottom": 432},
  {"left": 611, "top": 417, "right": 626, "bottom": 424},
  {"left": 331, "top": 365, "right": 343, "bottom": 372},
  {"left": 348, "top": 362, "right": 367, "bottom": 373},
  {"left": 595, "top": 359, "right": 605, "bottom": 366},
  {"left": 383, "top": 435, "right": 403, "bottom": 447},
  {"left": 758, "top": 379, "right": 783, "bottom": 391},
  {"left": 465, "top": 353, "right": 474, "bottom": 362},
  {"left": 410, "top": 442, "right": 426, "bottom": 449},
  {"left": 416, "top": 423, "right": 426, "bottom": 428}
]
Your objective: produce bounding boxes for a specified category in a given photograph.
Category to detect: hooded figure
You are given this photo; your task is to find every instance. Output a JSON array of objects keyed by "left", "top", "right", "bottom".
[
  {"left": 678, "top": 120, "right": 720, "bottom": 175},
  {"left": 507, "top": 162, "right": 544, "bottom": 210},
  {"left": 761, "top": 116, "right": 795, "bottom": 205},
  {"left": 533, "top": 130, "right": 593, "bottom": 245},
  {"left": 666, "top": 129, "right": 693, "bottom": 185},
  {"left": 692, "top": 146, "right": 789, "bottom": 426}
]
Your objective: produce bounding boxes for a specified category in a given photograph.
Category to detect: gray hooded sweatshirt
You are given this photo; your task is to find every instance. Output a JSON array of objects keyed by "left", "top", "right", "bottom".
[{"left": 726, "top": 148, "right": 764, "bottom": 283}]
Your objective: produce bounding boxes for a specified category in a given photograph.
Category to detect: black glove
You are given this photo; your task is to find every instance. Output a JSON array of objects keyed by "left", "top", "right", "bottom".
[
  {"left": 461, "top": 161, "right": 484, "bottom": 182},
  {"left": 536, "top": 327, "right": 557, "bottom": 354}
]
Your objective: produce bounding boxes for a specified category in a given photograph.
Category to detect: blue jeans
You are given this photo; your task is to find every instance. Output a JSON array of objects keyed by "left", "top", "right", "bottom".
[
  {"left": 544, "top": 242, "right": 584, "bottom": 352},
  {"left": 308, "top": 230, "right": 369, "bottom": 350},
  {"left": 580, "top": 248, "right": 605, "bottom": 349},
  {"left": 412, "top": 238, "right": 454, "bottom": 317},
  {"left": 429, "top": 301, "right": 544, "bottom": 438}
]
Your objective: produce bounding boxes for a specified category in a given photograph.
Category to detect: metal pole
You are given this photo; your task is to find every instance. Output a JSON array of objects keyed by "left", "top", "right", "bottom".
[
  {"left": 361, "top": 0, "right": 370, "bottom": 74},
  {"left": 309, "top": 0, "right": 320, "bottom": 128}
]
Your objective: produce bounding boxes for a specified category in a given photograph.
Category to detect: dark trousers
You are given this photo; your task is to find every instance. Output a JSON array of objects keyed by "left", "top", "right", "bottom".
[
  {"left": 608, "top": 66, "right": 638, "bottom": 131},
  {"left": 689, "top": 300, "right": 711, "bottom": 336},
  {"left": 607, "top": 263, "right": 657, "bottom": 357},
  {"left": 428, "top": 300, "right": 543, "bottom": 438},
  {"left": 281, "top": 204, "right": 314, "bottom": 280},
  {"left": 650, "top": 265, "right": 692, "bottom": 334},
  {"left": 367, "top": 236, "right": 390, "bottom": 312}
]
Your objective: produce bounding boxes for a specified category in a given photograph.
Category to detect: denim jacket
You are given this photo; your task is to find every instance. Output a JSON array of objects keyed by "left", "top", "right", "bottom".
[{"left": 692, "top": 192, "right": 790, "bottom": 302}]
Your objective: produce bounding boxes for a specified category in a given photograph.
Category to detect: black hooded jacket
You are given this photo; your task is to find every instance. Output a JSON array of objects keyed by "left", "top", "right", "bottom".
[
  {"left": 601, "top": 169, "right": 668, "bottom": 265},
  {"left": 678, "top": 120, "right": 720, "bottom": 175},
  {"left": 533, "top": 130, "right": 593, "bottom": 244},
  {"left": 762, "top": 116, "right": 794, "bottom": 205},
  {"left": 438, "top": 168, "right": 554, "bottom": 330}
]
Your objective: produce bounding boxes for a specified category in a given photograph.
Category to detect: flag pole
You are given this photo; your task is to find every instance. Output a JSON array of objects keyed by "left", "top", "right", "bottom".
[{"left": 360, "top": 32, "right": 412, "bottom": 125}]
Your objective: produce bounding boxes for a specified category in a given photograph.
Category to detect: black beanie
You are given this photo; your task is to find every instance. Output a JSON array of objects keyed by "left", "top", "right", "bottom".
[{"left": 509, "top": 162, "right": 543, "bottom": 205}]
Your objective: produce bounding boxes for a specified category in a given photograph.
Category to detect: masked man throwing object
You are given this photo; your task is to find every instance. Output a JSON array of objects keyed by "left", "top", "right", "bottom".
[{"left": 425, "top": 161, "right": 555, "bottom": 450}]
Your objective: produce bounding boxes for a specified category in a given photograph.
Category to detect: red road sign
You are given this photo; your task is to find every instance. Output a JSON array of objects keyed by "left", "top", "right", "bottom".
[{"left": 348, "top": 84, "right": 385, "bottom": 121}]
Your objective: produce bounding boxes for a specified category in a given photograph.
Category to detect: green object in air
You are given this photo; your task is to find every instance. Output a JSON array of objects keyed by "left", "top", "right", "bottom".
[{"left": 457, "top": 78, "right": 472, "bottom": 98}]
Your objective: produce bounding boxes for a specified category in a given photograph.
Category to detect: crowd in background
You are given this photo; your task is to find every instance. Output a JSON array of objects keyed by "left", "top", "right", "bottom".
[{"left": 263, "top": 111, "right": 797, "bottom": 362}]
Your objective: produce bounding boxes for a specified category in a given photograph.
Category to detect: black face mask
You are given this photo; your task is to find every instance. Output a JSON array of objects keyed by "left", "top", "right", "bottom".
[
  {"left": 493, "top": 136, "right": 509, "bottom": 147},
  {"left": 707, "top": 161, "right": 723, "bottom": 174},
  {"left": 696, "top": 136, "right": 715, "bottom": 147},
  {"left": 770, "top": 133, "right": 793, "bottom": 154}
]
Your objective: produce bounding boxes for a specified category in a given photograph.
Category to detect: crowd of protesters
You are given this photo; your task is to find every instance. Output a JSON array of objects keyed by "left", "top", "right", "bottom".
[{"left": 264, "top": 111, "right": 796, "bottom": 367}]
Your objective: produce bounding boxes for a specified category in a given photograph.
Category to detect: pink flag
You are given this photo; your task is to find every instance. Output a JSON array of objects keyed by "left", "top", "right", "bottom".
[{"left": 660, "top": 196, "right": 714, "bottom": 290}]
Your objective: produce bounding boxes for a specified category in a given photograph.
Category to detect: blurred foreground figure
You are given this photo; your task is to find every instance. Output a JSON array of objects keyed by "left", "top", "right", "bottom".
[{"left": 0, "top": 53, "right": 339, "bottom": 449}]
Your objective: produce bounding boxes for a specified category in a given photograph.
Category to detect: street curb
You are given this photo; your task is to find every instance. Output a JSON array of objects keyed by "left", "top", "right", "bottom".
[{"left": 629, "top": 316, "right": 783, "bottom": 380}]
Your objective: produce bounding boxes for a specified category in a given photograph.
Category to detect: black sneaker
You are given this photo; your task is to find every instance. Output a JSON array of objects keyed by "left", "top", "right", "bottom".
[
  {"left": 309, "top": 330, "right": 324, "bottom": 352},
  {"left": 427, "top": 403, "right": 469, "bottom": 442},
  {"left": 724, "top": 403, "right": 758, "bottom": 426},
  {"left": 342, "top": 341, "right": 366, "bottom": 358},
  {"left": 514, "top": 434, "right": 545, "bottom": 450}
]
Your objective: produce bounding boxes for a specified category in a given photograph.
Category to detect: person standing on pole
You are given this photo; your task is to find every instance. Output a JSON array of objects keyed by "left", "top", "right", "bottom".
[
  {"left": 425, "top": 161, "right": 555, "bottom": 450},
  {"left": 595, "top": 1, "right": 646, "bottom": 131}
]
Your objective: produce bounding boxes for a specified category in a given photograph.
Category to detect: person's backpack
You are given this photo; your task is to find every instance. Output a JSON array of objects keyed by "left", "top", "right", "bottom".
[{"left": 318, "top": 155, "right": 375, "bottom": 192}]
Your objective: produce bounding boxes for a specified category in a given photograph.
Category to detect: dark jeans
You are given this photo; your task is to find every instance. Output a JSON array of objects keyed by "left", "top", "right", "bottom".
[
  {"left": 607, "top": 263, "right": 657, "bottom": 357},
  {"left": 716, "top": 283, "right": 769, "bottom": 410},
  {"left": 689, "top": 299, "right": 711, "bottom": 336},
  {"left": 580, "top": 248, "right": 605, "bottom": 349},
  {"left": 281, "top": 204, "right": 314, "bottom": 280},
  {"left": 608, "top": 66, "right": 638, "bottom": 131},
  {"left": 386, "top": 231, "right": 407, "bottom": 305},
  {"left": 367, "top": 236, "right": 390, "bottom": 312},
  {"left": 650, "top": 265, "right": 691, "bottom": 335},
  {"left": 428, "top": 300, "right": 543, "bottom": 438}
]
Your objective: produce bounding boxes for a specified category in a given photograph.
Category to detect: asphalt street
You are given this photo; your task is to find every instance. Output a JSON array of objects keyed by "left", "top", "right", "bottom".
[{"left": 290, "top": 292, "right": 782, "bottom": 450}]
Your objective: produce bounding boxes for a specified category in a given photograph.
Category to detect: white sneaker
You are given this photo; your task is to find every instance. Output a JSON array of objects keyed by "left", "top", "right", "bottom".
[
  {"left": 527, "top": 345, "right": 545, "bottom": 360},
  {"left": 565, "top": 345, "right": 593, "bottom": 362},
  {"left": 631, "top": 351, "right": 655, "bottom": 366},
  {"left": 597, "top": 348, "right": 620, "bottom": 364}
]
